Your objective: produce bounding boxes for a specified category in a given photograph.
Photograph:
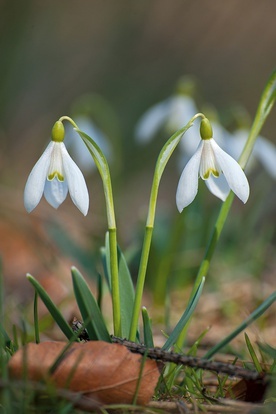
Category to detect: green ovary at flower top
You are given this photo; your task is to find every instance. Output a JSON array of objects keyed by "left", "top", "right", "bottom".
[
  {"left": 24, "top": 120, "right": 89, "bottom": 216},
  {"left": 176, "top": 117, "right": 250, "bottom": 212}
]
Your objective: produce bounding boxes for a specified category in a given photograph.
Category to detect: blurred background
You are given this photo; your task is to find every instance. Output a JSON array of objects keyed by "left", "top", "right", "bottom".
[{"left": 0, "top": 0, "right": 275, "bottom": 346}]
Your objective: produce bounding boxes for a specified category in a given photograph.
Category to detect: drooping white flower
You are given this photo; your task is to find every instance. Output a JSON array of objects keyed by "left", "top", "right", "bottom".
[
  {"left": 178, "top": 117, "right": 233, "bottom": 171},
  {"left": 24, "top": 121, "right": 89, "bottom": 215},
  {"left": 176, "top": 118, "right": 250, "bottom": 211}
]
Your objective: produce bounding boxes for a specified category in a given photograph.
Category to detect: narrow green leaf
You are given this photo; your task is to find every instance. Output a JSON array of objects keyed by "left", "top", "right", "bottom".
[
  {"left": 204, "top": 291, "right": 276, "bottom": 359},
  {"left": 254, "top": 69, "right": 276, "bottom": 129},
  {"left": 102, "top": 232, "right": 111, "bottom": 288},
  {"left": 97, "top": 273, "right": 103, "bottom": 310},
  {"left": 142, "top": 307, "right": 154, "bottom": 348},
  {"left": 0, "top": 261, "right": 11, "bottom": 349},
  {"left": 245, "top": 333, "right": 263, "bottom": 373},
  {"left": 257, "top": 342, "right": 276, "bottom": 360},
  {"left": 117, "top": 246, "right": 135, "bottom": 339},
  {"left": 71, "top": 267, "right": 111, "bottom": 342},
  {"left": 27, "top": 274, "right": 74, "bottom": 340},
  {"left": 239, "top": 69, "right": 276, "bottom": 169},
  {"left": 100, "top": 246, "right": 111, "bottom": 290},
  {"left": 0, "top": 323, "right": 11, "bottom": 349},
  {"left": 162, "top": 277, "right": 205, "bottom": 351},
  {"left": 34, "top": 291, "right": 40, "bottom": 344}
]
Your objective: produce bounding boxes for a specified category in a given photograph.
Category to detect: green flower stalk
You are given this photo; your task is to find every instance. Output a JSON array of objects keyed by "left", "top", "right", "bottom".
[
  {"left": 70, "top": 117, "right": 121, "bottom": 338},
  {"left": 176, "top": 69, "right": 276, "bottom": 349},
  {"left": 129, "top": 113, "right": 205, "bottom": 341},
  {"left": 194, "top": 69, "right": 276, "bottom": 294}
]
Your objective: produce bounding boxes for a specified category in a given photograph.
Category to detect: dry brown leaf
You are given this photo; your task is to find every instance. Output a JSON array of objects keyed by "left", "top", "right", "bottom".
[
  {"left": 8, "top": 341, "right": 160, "bottom": 405},
  {"left": 225, "top": 377, "right": 269, "bottom": 402}
]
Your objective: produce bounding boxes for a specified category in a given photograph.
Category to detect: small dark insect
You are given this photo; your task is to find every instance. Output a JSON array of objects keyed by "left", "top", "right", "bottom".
[{"left": 71, "top": 317, "right": 90, "bottom": 341}]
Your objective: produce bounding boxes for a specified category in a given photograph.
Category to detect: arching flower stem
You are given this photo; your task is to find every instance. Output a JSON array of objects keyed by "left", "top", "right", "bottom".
[
  {"left": 129, "top": 113, "right": 205, "bottom": 341},
  {"left": 60, "top": 116, "right": 121, "bottom": 337},
  {"left": 176, "top": 70, "right": 276, "bottom": 350}
]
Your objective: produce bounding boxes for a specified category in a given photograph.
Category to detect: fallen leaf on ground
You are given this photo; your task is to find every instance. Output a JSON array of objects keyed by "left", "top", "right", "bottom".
[
  {"left": 8, "top": 341, "right": 160, "bottom": 405},
  {"left": 225, "top": 377, "right": 269, "bottom": 402}
]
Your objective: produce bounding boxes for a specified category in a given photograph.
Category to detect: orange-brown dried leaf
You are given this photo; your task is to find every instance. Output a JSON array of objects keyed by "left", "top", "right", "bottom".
[{"left": 8, "top": 341, "right": 160, "bottom": 405}]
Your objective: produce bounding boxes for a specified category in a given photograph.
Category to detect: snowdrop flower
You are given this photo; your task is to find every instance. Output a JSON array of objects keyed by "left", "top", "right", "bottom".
[
  {"left": 176, "top": 118, "right": 250, "bottom": 211},
  {"left": 24, "top": 120, "right": 89, "bottom": 215},
  {"left": 135, "top": 77, "right": 199, "bottom": 144},
  {"left": 135, "top": 95, "right": 199, "bottom": 143},
  {"left": 65, "top": 116, "right": 110, "bottom": 173},
  {"left": 178, "top": 116, "right": 233, "bottom": 170}
]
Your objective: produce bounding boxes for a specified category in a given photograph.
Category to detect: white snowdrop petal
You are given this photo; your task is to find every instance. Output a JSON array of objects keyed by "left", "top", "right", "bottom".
[
  {"left": 176, "top": 142, "right": 203, "bottom": 211},
  {"left": 44, "top": 179, "right": 68, "bottom": 208},
  {"left": 24, "top": 142, "right": 54, "bottom": 212},
  {"left": 61, "top": 144, "right": 89, "bottom": 215},
  {"left": 211, "top": 140, "right": 250, "bottom": 203},
  {"left": 200, "top": 140, "right": 220, "bottom": 179},
  {"left": 135, "top": 99, "right": 171, "bottom": 142},
  {"left": 205, "top": 175, "right": 230, "bottom": 201}
]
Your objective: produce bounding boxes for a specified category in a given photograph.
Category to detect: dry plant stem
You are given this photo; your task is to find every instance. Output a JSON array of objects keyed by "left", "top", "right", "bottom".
[
  {"left": 111, "top": 337, "right": 267, "bottom": 381},
  {"left": 148, "top": 400, "right": 263, "bottom": 413}
]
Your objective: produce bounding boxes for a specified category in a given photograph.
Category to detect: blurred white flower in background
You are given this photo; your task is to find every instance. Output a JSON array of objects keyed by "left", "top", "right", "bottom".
[{"left": 135, "top": 76, "right": 200, "bottom": 145}]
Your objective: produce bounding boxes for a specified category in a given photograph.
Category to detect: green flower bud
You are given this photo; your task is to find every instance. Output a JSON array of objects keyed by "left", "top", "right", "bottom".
[
  {"left": 200, "top": 118, "right": 213, "bottom": 140},
  {"left": 51, "top": 121, "right": 65, "bottom": 143}
]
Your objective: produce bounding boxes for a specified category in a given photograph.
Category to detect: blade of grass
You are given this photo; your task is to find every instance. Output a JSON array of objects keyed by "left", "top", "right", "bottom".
[
  {"left": 142, "top": 307, "right": 154, "bottom": 348},
  {"left": 33, "top": 291, "right": 40, "bottom": 344},
  {"left": 162, "top": 277, "right": 205, "bottom": 351},
  {"left": 97, "top": 273, "right": 103, "bottom": 310},
  {"left": 71, "top": 267, "right": 111, "bottom": 342},
  {"left": 257, "top": 342, "right": 276, "bottom": 360},
  {"left": 204, "top": 291, "right": 276, "bottom": 360},
  {"left": 27, "top": 274, "right": 74, "bottom": 340},
  {"left": 245, "top": 333, "right": 263, "bottom": 373},
  {"left": 117, "top": 244, "right": 135, "bottom": 338},
  {"left": 0, "top": 323, "right": 12, "bottom": 349}
]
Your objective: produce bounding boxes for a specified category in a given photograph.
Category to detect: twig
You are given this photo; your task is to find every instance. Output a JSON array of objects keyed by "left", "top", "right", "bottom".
[
  {"left": 111, "top": 336, "right": 268, "bottom": 382},
  {"left": 71, "top": 320, "right": 269, "bottom": 382}
]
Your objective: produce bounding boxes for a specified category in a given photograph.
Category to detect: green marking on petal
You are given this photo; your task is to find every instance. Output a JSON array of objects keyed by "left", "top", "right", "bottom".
[
  {"left": 203, "top": 169, "right": 220, "bottom": 180},
  {"left": 48, "top": 172, "right": 64, "bottom": 181}
]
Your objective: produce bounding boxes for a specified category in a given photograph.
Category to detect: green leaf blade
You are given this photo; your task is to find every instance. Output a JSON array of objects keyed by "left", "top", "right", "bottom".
[
  {"left": 71, "top": 267, "right": 111, "bottom": 342},
  {"left": 162, "top": 277, "right": 205, "bottom": 351},
  {"left": 27, "top": 274, "right": 74, "bottom": 340}
]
